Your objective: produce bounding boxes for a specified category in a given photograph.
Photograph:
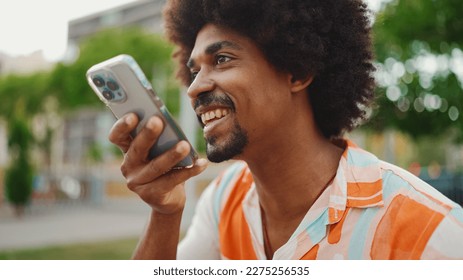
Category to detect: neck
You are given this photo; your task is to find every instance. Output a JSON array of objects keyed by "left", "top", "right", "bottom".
[
  {"left": 249, "top": 134, "right": 343, "bottom": 220},
  {"left": 241, "top": 94, "right": 344, "bottom": 221}
]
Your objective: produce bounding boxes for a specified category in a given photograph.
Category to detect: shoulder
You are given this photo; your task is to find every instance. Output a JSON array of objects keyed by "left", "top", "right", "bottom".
[
  {"left": 379, "top": 160, "right": 460, "bottom": 212},
  {"left": 370, "top": 161, "right": 463, "bottom": 259}
]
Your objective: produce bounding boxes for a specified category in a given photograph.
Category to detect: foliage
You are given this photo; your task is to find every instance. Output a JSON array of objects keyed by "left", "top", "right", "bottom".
[
  {"left": 369, "top": 0, "right": 463, "bottom": 141},
  {"left": 4, "top": 115, "right": 34, "bottom": 214},
  {"left": 373, "top": 0, "right": 463, "bottom": 59},
  {"left": 0, "top": 72, "right": 50, "bottom": 119}
]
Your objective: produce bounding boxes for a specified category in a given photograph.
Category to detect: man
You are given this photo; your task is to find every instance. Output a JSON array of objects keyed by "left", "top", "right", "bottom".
[{"left": 109, "top": 0, "right": 463, "bottom": 259}]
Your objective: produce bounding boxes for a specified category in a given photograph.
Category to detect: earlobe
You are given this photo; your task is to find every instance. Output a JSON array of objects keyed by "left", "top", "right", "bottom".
[{"left": 290, "top": 74, "right": 314, "bottom": 93}]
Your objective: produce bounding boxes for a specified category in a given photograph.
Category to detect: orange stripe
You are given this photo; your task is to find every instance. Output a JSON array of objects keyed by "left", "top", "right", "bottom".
[
  {"left": 347, "top": 196, "right": 382, "bottom": 207},
  {"left": 219, "top": 170, "right": 256, "bottom": 259},
  {"left": 371, "top": 194, "right": 444, "bottom": 259},
  {"left": 347, "top": 180, "right": 382, "bottom": 198},
  {"left": 300, "top": 244, "right": 319, "bottom": 260},
  {"left": 328, "top": 208, "right": 350, "bottom": 244}
]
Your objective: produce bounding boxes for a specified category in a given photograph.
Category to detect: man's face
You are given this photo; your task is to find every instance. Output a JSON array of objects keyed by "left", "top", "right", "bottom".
[{"left": 187, "top": 24, "right": 293, "bottom": 163}]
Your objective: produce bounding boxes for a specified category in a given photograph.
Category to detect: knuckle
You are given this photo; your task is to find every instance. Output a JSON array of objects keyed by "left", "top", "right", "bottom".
[
  {"left": 147, "top": 161, "right": 163, "bottom": 176},
  {"left": 120, "top": 164, "right": 128, "bottom": 178},
  {"left": 108, "top": 132, "right": 118, "bottom": 144},
  {"left": 120, "top": 155, "right": 131, "bottom": 177},
  {"left": 126, "top": 177, "right": 138, "bottom": 191},
  {"left": 131, "top": 144, "right": 143, "bottom": 158}
]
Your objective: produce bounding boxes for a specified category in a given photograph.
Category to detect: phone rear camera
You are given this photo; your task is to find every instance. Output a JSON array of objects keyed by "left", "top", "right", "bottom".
[
  {"left": 93, "top": 76, "right": 105, "bottom": 87},
  {"left": 107, "top": 80, "right": 119, "bottom": 91},
  {"left": 102, "top": 90, "right": 114, "bottom": 101}
]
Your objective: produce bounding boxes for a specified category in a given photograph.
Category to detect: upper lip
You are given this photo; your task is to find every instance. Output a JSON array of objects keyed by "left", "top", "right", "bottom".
[{"left": 193, "top": 92, "right": 235, "bottom": 126}]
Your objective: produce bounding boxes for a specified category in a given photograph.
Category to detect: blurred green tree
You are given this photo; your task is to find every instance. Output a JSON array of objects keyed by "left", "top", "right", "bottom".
[
  {"left": 0, "top": 74, "right": 48, "bottom": 214},
  {"left": 369, "top": 0, "right": 463, "bottom": 141},
  {"left": 49, "top": 27, "right": 180, "bottom": 115},
  {"left": 4, "top": 110, "right": 35, "bottom": 217}
]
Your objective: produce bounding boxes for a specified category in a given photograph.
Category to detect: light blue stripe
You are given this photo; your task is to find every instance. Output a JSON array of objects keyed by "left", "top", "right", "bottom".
[
  {"left": 304, "top": 210, "right": 329, "bottom": 245},
  {"left": 213, "top": 163, "right": 244, "bottom": 224},
  {"left": 381, "top": 170, "right": 409, "bottom": 200},
  {"left": 450, "top": 207, "right": 463, "bottom": 224},
  {"left": 347, "top": 207, "right": 379, "bottom": 259},
  {"left": 382, "top": 170, "right": 435, "bottom": 203},
  {"left": 346, "top": 149, "right": 379, "bottom": 168}
]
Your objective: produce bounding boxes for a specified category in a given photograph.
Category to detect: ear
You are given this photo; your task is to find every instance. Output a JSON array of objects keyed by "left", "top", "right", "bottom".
[{"left": 289, "top": 74, "right": 314, "bottom": 93}]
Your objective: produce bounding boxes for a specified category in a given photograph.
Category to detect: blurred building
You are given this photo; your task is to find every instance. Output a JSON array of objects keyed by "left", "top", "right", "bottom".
[
  {"left": 65, "top": 0, "right": 166, "bottom": 62},
  {"left": 0, "top": 51, "right": 52, "bottom": 76}
]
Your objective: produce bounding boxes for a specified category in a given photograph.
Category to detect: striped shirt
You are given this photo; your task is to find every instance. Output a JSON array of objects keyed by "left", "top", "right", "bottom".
[{"left": 178, "top": 140, "right": 463, "bottom": 259}]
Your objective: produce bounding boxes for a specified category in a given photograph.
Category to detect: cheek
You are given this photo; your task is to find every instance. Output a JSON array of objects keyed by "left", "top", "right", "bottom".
[
  {"left": 224, "top": 67, "right": 290, "bottom": 124},
  {"left": 241, "top": 84, "right": 291, "bottom": 132}
]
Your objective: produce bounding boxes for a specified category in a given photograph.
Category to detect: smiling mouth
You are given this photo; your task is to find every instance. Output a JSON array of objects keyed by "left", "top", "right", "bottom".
[{"left": 200, "top": 108, "right": 231, "bottom": 126}]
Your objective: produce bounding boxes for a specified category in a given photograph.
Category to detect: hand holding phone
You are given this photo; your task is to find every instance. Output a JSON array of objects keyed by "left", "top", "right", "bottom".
[{"left": 86, "top": 54, "right": 197, "bottom": 168}]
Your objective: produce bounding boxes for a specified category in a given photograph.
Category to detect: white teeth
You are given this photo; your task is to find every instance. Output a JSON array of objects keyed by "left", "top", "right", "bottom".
[{"left": 200, "top": 108, "right": 230, "bottom": 125}]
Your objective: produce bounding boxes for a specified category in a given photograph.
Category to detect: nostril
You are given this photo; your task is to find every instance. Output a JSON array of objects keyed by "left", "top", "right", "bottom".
[{"left": 193, "top": 91, "right": 212, "bottom": 110}]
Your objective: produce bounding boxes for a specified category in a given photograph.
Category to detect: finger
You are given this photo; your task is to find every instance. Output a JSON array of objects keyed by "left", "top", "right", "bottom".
[
  {"left": 125, "top": 116, "right": 164, "bottom": 165},
  {"left": 108, "top": 113, "right": 139, "bottom": 153},
  {"left": 160, "top": 158, "right": 209, "bottom": 186},
  {"left": 135, "top": 158, "right": 208, "bottom": 196},
  {"left": 127, "top": 140, "right": 193, "bottom": 186}
]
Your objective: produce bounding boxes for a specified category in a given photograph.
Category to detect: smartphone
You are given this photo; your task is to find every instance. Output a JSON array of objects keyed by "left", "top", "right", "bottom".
[{"left": 86, "top": 54, "right": 197, "bottom": 168}]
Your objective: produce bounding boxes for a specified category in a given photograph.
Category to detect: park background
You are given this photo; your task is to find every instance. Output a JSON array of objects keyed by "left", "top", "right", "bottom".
[{"left": 0, "top": 0, "right": 462, "bottom": 259}]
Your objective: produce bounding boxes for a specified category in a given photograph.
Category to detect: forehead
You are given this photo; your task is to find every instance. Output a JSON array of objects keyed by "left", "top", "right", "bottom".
[{"left": 189, "top": 24, "right": 257, "bottom": 59}]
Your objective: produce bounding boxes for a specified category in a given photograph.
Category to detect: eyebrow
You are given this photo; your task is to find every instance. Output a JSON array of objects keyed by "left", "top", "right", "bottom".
[{"left": 186, "top": 40, "right": 242, "bottom": 68}]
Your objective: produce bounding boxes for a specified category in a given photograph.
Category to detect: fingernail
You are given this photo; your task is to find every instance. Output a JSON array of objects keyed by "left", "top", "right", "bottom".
[
  {"left": 126, "top": 114, "right": 135, "bottom": 125},
  {"left": 196, "top": 158, "right": 208, "bottom": 168},
  {"left": 147, "top": 117, "right": 158, "bottom": 129},
  {"left": 176, "top": 142, "right": 187, "bottom": 153}
]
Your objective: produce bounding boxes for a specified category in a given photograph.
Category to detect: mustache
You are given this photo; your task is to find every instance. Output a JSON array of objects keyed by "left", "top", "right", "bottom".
[{"left": 193, "top": 92, "right": 235, "bottom": 111}]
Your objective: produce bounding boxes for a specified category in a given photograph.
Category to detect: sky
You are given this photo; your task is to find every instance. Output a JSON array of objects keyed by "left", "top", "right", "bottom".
[
  {"left": 0, "top": 0, "right": 137, "bottom": 61},
  {"left": 0, "top": 0, "right": 383, "bottom": 62}
]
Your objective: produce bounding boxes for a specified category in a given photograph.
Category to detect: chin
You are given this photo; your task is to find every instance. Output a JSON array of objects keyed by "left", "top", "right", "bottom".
[
  {"left": 206, "top": 143, "right": 238, "bottom": 163},
  {"left": 205, "top": 131, "right": 248, "bottom": 163}
]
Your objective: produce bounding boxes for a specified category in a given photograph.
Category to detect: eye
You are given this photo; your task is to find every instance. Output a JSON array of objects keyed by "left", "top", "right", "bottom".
[{"left": 216, "top": 55, "right": 231, "bottom": 65}]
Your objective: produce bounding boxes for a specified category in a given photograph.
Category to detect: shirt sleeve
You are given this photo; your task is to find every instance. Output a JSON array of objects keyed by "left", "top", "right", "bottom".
[
  {"left": 177, "top": 180, "right": 221, "bottom": 260},
  {"left": 420, "top": 207, "right": 463, "bottom": 259}
]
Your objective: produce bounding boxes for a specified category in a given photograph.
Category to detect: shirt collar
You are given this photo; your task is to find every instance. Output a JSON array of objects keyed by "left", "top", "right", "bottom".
[{"left": 328, "top": 139, "right": 384, "bottom": 224}]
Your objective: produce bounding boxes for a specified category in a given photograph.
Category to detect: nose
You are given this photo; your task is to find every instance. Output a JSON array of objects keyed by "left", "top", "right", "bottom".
[{"left": 187, "top": 69, "right": 215, "bottom": 101}]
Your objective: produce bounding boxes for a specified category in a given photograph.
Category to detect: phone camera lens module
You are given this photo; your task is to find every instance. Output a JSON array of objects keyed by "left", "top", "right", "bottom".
[
  {"left": 102, "top": 90, "right": 114, "bottom": 101},
  {"left": 93, "top": 76, "right": 105, "bottom": 87},
  {"left": 107, "top": 80, "right": 119, "bottom": 91}
]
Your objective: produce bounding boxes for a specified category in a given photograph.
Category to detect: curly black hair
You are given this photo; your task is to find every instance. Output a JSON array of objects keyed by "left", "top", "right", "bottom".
[{"left": 163, "top": 0, "right": 376, "bottom": 139}]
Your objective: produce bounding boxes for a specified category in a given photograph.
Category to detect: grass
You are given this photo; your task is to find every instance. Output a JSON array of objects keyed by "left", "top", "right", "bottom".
[{"left": 0, "top": 238, "right": 139, "bottom": 260}]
